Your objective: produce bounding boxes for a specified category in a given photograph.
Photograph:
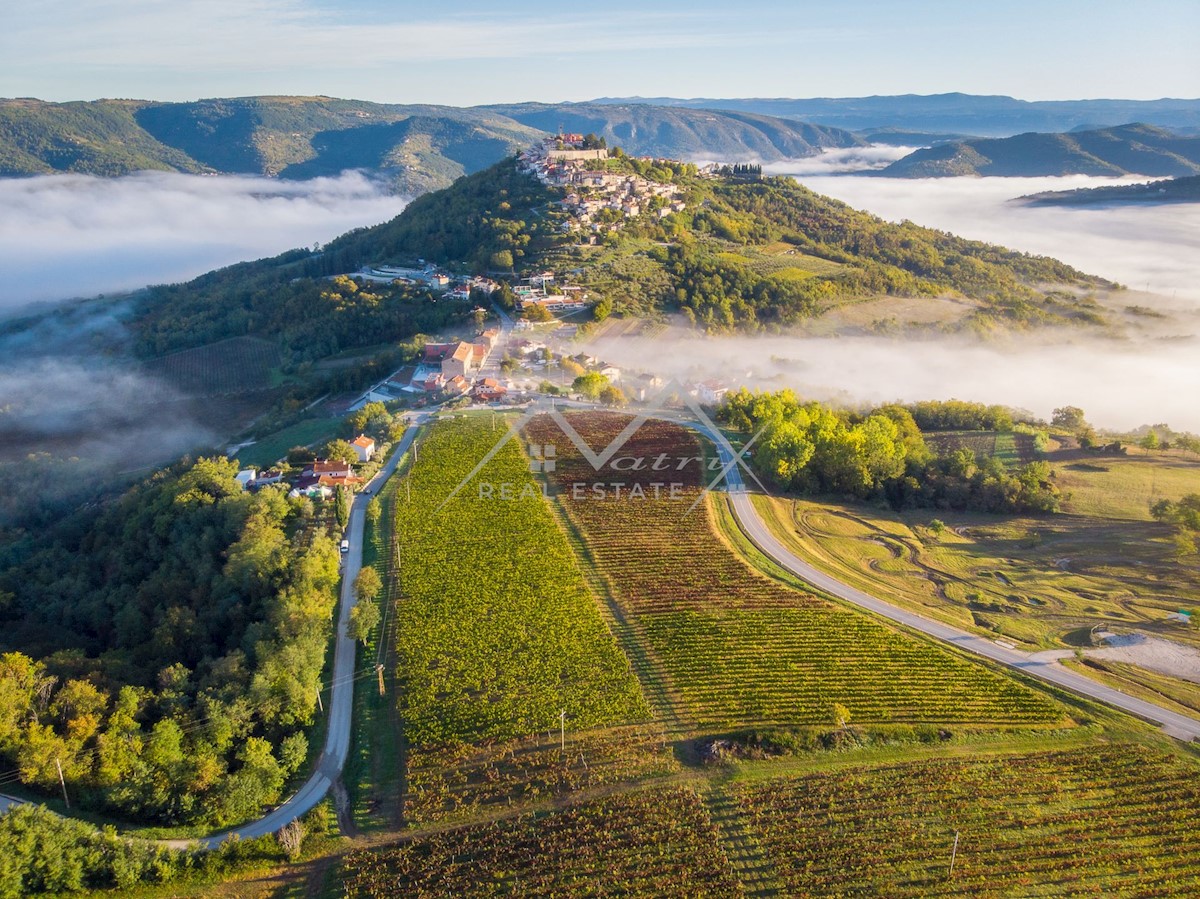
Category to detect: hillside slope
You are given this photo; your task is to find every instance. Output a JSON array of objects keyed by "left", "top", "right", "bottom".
[
  {"left": 0, "top": 96, "right": 543, "bottom": 193},
  {"left": 479, "top": 102, "right": 864, "bottom": 160},
  {"left": 593, "top": 93, "right": 1200, "bottom": 135},
  {"left": 128, "top": 155, "right": 1114, "bottom": 361},
  {"left": 0, "top": 96, "right": 863, "bottom": 191},
  {"left": 878, "top": 123, "right": 1200, "bottom": 177},
  {"left": 1020, "top": 173, "right": 1200, "bottom": 206}
]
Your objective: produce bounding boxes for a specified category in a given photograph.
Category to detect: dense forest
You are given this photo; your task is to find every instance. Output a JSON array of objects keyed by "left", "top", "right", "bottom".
[
  {"left": 0, "top": 458, "right": 341, "bottom": 826},
  {"left": 719, "top": 390, "right": 1060, "bottom": 513}
]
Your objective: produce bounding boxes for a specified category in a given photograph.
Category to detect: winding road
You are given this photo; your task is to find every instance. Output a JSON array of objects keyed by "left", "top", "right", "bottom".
[
  {"left": 691, "top": 418, "right": 1200, "bottom": 743},
  {"left": 196, "top": 419, "right": 423, "bottom": 847},
  {"left": 5, "top": 404, "right": 1198, "bottom": 846}
]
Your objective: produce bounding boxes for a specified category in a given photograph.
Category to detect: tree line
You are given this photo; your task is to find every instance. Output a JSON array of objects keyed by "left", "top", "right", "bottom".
[
  {"left": 719, "top": 389, "right": 1060, "bottom": 513},
  {"left": 0, "top": 457, "right": 342, "bottom": 826}
]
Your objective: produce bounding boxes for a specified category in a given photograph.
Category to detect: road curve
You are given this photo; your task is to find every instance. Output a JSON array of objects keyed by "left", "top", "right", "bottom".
[
  {"left": 197, "top": 420, "right": 423, "bottom": 847},
  {"left": 687, "top": 419, "right": 1200, "bottom": 743}
]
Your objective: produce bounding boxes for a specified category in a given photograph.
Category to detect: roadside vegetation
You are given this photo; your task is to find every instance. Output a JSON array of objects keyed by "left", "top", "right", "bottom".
[{"left": 0, "top": 458, "right": 343, "bottom": 828}]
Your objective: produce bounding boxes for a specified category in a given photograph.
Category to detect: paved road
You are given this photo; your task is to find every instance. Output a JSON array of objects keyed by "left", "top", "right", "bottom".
[
  {"left": 197, "top": 420, "right": 423, "bottom": 847},
  {"left": 685, "top": 419, "right": 1200, "bottom": 742}
]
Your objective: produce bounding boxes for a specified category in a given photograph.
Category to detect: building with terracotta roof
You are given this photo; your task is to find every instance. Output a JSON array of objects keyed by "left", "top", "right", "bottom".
[{"left": 350, "top": 435, "right": 376, "bottom": 463}]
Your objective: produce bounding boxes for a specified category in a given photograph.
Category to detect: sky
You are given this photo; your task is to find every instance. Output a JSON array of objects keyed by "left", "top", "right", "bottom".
[{"left": 3, "top": 0, "right": 1198, "bottom": 105}]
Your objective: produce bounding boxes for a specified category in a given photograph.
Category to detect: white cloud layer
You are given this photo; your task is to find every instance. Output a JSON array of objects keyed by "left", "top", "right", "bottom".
[
  {"left": 588, "top": 331, "right": 1200, "bottom": 433},
  {"left": 0, "top": 171, "right": 407, "bottom": 309},
  {"left": 784, "top": 170, "right": 1200, "bottom": 304}
]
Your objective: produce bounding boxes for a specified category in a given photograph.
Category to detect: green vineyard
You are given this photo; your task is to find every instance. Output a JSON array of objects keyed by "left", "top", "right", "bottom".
[
  {"left": 342, "top": 787, "right": 743, "bottom": 898},
  {"left": 528, "top": 412, "right": 1063, "bottom": 730},
  {"left": 735, "top": 744, "right": 1200, "bottom": 897},
  {"left": 391, "top": 417, "right": 648, "bottom": 748}
]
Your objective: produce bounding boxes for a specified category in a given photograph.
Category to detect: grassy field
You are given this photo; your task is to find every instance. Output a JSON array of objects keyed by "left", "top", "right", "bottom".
[
  {"left": 234, "top": 416, "right": 345, "bottom": 469},
  {"left": 734, "top": 743, "right": 1200, "bottom": 897},
  {"left": 529, "top": 412, "right": 1064, "bottom": 734},
  {"left": 1056, "top": 448, "right": 1200, "bottom": 520},
  {"left": 341, "top": 787, "right": 743, "bottom": 898},
  {"left": 752, "top": 493, "right": 1200, "bottom": 649}
]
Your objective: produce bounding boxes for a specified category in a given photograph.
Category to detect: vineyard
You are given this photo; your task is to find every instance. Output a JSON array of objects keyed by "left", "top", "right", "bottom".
[
  {"left": 342, "top": 787, "right": 743, "bottom": 898},
  {"left": 143, "top": 335, "right": 281, "bottom": 395},
  {"left": 404, "top": 723, "right": 676, "bottom": 825},
  {"left": 391, "top": 416, "right": 648, "bottom": 750},
  {"left": 527, "top": 412, "right": 1063, "bottom": 730},
  {"left": 734, "top": 744, "right": 1200, "bottom": 897}
]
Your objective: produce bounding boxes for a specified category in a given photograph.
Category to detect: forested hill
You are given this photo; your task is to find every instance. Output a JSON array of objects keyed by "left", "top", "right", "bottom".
[
  {"left": 131, "top": 154, "right": 1114, "bottom": 362},
  {"left": 1020, "top": 174, "right": 1200, "bottom": 207},
  {"left": 1, "top": 96, "right": 858, "bottom": 193},
  {"left": 477, "top": 102, "right": 863, "bottom": 160},
  {"left": 878, "top": 123, "right": 1200, "bottom": 178},
  {"left": 0, "top": 96, "right": 543, "bottom": 194}
]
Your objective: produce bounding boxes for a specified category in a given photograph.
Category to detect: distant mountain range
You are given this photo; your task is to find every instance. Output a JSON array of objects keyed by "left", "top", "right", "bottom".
[
  {"left": 1019, "top": 174, "right": 1200, "bottom": 207},
  {"left": 6, "top": 94, "right": 1200, "bottom": 191},
  {"left": 877, "top": 124, "right": 1200, "bottom": 178},
  {"left": 593, "top": 93, "right": 1200, "bottom": 136},
  {"left": 477, "top": 102, "right": 863, "bottom": 160},
  {"left": 0, "top": 96, "right": 861, "bottom": 193},
  {"left": 0, "top": 97, "right": 543, "bottom": 194}
]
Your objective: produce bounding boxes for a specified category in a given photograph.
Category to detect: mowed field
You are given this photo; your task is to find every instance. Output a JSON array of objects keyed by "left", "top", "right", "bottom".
[{"left": 527, "top": 412, "right": 1063, "bottom": 732}]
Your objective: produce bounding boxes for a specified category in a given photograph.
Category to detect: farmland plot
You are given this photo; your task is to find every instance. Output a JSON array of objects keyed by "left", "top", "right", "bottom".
[
  {"left": 342, "top": 787, "right": 743, "bottom": 898},
  {"left": 529, "top": 412, "right": 1063, "bottom": 731},
  {"left": 391, "top": 417, "right": 648, "bottom": 749},
  {"left": 736, "top": 744, "right": 1200, "bottom": 897}
]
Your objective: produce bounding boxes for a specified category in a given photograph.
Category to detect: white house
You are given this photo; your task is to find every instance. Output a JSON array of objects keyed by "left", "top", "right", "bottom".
[
  {"left": 235, "top": 468, "right": 257, "bottom": 489},
  {"left": 351, "top": 435, "right": 376, "bottom": 463}
]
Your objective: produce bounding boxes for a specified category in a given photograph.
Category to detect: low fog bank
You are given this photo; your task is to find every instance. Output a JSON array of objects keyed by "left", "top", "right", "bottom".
[
  {"left": 0, "top": 357, "right": 216, "bottom": 466},
  {"left": 0, "top": 171, "right": 407, "bottom": 310},
  {"left": 782, "top": 171, "right": 1200, "bottom": 305},
  {"left": 761, "top": 145, "right": 917, "bottom": 176},
  {"left": 586, "top": 332, "right": 1200, "bottom": 433}
]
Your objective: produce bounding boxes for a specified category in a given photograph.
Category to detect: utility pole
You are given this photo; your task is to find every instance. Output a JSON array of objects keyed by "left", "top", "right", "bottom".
[
  {"left": 376, "top": 664, "right": 386, "bottom": 697},
  {"left": 949, "top": 830, "right": 960, "bottom": 877},
  {"left": 55, "top": 758, "right": 69, "bottom": 808},
  {"left": 559, "top": 709, "right": 566, "bottom": 753},
  {"left": 315, "top": 686, "right": 324, "bottom": 713}
]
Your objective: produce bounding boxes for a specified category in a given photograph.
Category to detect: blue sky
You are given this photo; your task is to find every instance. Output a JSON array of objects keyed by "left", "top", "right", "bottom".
[{"left": 3, "top": 0, "right": 1198, "bottom": 104}]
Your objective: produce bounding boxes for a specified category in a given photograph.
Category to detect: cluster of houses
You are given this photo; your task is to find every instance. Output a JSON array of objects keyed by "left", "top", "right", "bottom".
[
  {"left": 234, "top": 434, "right": 380, "bottom": 501},
  {"left": 356, "top": 262, "right": 501, "bottom": 303},
  {"left": 518, "top": 135, "right": 686, "bottom": 237},
  {"left": 389, "top": 329, "right": 510, "bottom": 402},
  {"left": 512, "top": 271, "right": 590, "bottom": 316}
]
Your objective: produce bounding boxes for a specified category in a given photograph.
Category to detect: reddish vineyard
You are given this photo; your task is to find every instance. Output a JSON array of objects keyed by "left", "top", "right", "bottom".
[
  {"left": 144, "top": 336, "right": 280, "bottom": 395},
  {"left": 735, "top": 744, "right": 1200, "bottom": 897},
  {"left": 342, "top": 787, "right": 743, "bottom": 898},
  {"left": 528, "top": 412, "right": 1062, "bottom": 729}
]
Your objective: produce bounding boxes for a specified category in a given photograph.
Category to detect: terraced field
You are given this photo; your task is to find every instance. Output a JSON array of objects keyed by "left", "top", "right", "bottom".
[
  {"left": 528, "top": 412, "right": 1063, "bottom": 731},
  {"left": 735, "top": 744, "right": 1200, "bottom": 897},
  {"left": 342, "top": 787, "right": 743, "bottom": 898}
]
